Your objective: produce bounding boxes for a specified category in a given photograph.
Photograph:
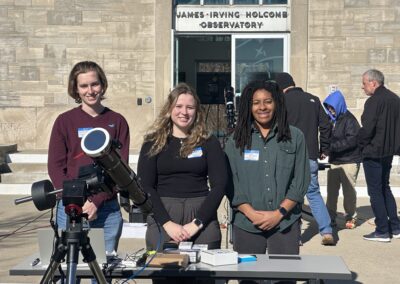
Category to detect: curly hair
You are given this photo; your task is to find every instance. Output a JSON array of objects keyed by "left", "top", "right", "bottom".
[
  {"left": 68, "top": 61, "right": 108, "bottom": 104},
  {"left": 233, "top": 80, "right": 291, "bottom": 153},
  {"left": 144, "top": 83, "right": 210, "bottom": 158}
]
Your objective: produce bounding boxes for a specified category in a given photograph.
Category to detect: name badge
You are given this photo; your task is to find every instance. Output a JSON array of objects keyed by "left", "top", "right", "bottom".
[
  {"left": 188, "top": 147, "right": 203, "bottom": 159},
  {"left": 78, "top": 127, "right": 93, "bottom": 138},
  {"left": 244, "top": 150, "right": 259, "bottom": 161}
]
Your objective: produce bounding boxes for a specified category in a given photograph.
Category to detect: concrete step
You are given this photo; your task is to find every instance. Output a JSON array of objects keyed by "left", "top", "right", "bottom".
[{"left": 1, "top": 172, "right": 50, "bottom": 184}]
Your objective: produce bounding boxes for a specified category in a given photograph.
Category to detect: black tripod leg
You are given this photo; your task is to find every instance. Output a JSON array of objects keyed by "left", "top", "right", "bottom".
[
  {"left": 81, "top": 240, "right": 108, "bottom": 284},
  {"left": 41, "top": 243, "right": 67, "bottom": 284},
  {"left": 66, "top": 242, "right": 80, "bottom": 284}
]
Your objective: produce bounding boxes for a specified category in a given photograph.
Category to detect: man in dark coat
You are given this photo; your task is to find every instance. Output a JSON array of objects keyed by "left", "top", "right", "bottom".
[
  {"left": 359, "top": 69, "right": 400, "bottom": 242},
  {"left": 276, "top": 72, "right": 334, "bottom": 246}
]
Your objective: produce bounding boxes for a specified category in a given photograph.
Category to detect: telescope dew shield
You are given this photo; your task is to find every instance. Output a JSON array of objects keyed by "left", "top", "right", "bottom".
[{"left": 81, "top": 128, "right": 152, "bottom": 213}]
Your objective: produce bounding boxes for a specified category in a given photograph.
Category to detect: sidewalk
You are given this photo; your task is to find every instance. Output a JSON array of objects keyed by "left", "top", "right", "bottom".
[{"left": 1, "top": 194, "right": 400, "bottom": 284}]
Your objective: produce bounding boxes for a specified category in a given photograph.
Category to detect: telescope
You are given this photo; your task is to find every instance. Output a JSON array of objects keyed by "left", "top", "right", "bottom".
[
  {"left": 80, "top": 127, "right": 152, "bottom": 213},
  {"left": 15, "top": 128, "right": 152, "bottom": 215}
]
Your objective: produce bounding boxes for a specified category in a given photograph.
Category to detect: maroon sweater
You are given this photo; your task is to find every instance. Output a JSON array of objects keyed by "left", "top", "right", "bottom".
[{"left": 48, "top": 106, "right": 130, "bottom": 208}]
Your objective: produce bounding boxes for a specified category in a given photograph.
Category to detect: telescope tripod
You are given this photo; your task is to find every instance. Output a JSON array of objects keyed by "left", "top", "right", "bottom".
[{"left": 41, "top": 218, "right": 107, "bottom": 284}]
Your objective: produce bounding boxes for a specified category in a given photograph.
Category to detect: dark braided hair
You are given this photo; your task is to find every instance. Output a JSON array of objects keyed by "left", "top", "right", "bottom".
[{"left": 233, "top": 80, "right": 291, "bottom": 153}]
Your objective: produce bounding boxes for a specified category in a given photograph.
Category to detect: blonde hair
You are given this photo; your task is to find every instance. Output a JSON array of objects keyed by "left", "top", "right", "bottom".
[{"left": 144, "top": 83, "right": 210, "bottom": 157}]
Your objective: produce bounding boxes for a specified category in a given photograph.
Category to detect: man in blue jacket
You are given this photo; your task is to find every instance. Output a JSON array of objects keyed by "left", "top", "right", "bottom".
[{"left": 359, "top": 69, "right": 400, "bottom": 242}]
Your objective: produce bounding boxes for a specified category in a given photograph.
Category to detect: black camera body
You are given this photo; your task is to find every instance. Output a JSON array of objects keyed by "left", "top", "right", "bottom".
[{"left": 62, "top": 164, "right": 115, "bottom": 219}]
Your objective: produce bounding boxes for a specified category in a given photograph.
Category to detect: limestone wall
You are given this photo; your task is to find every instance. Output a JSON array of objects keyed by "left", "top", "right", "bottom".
[
  {"left": 307, "top": 0, "right": 400, "bottom": 119},
  {"left": 1, "top": 0, "right": 399, "bottom": 151},
  {"left": 0, "top": 0, "right": 172, "bottom": 151}
]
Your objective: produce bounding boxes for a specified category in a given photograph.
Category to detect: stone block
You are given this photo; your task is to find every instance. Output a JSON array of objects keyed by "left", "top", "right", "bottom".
[
  {"left": 141, "top": 70, "right": 155, "bottom": 82},
  {"left": 309, "top": 1, "right": 344, "bottom": 11},
  {"left": 105, "top": 22, "right": 130, "bottom": 36},
  {"left": 82, "top": 11, "right": 102, "bottom": 23},
  {"left": 65, "top": 48, "right": 97, "bottom": 59},
  {"left": 11, "top": 81, "right": 47, "bottom": 92},
  {"left": 388, "top": 49, "right": 400, "bottom": 63},
  {"left": 20, "top": 95, "right": 45, "bottom": 107},
  {"left": 134, "top": 81, "right": 154, "bottom": 98},
  {"left": 20, "top": 66, "right": 40, "bottom": 81},
  {"left": 44, "top": 44, "right": 67, "bottom": 59},
  {"left": 344, "top": 37, "right": 375, "bottom": 49},
  {"left": 0, "top": 22, "right": 15, "bottom": 33},
  {"left": 54, "top": 0, "right": 75, "bottom": 11},
  {"left": 0, "top": 65, "right": 7, "bottom": 80},
  {"left": 77, "top": 34, "right": 113, "bottom": 47},
  {"left": 47, "top": 11, "right": 82, "bottom": 25},
  {"left": 0, "top": 108, "right": 37, "bottom": 150},
  {"left": 15, "top": 0, "right": 31, "bottom": 6},
  {"left": 344, "top": 0, "right": 369, "bottom": 7},
  {"left": 23, "top": 10, "right": 48, "bottom": 25},
  {"left": 16, "top": 47, "right": 44, "bottom": 60},
  {"left": 32, "top": 0, "right": 54, "bottom": 7},
  {"left": 368, "top": 49, "right": 387, "bottom": 63},
  {"left": 375, "top": 35, "right": 394, "bottom": 47},
  {"left": 341, "top": 23, "right": 365, "bottom": 35},
  {"left": 365, "top": 22, "right": 383, "bottom": 32}
]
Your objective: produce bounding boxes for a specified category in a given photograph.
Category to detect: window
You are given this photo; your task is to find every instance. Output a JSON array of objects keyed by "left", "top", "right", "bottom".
[{"left": 204, "top": 0, "right": 229, "bottom": 4}]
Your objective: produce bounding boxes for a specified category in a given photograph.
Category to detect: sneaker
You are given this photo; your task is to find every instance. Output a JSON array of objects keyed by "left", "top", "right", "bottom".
[
  {"left": 363, "top": 231, "right": 390, "bottom": 242},
  {"left": 345, "top": 218, "right": 357, "bottom": 229},
  {"left": 321, "top": 234, "right": 335, "bottom": 246},
  {"left": 392, "top": 230, "right": 400, "bottom": 239}
]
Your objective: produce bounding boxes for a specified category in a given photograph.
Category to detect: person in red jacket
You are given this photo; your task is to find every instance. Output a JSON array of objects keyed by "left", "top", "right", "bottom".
[{"left": 48, "top": 61, "right": 130, "bottom": 256}]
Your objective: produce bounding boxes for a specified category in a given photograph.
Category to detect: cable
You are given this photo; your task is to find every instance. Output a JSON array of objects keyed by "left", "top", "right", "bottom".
[
  {"left": 0, "top": 210, "right": 51, "bottom": 241},
  {"left": 119, "top": 219, "right": 162, "bottom": 283}
]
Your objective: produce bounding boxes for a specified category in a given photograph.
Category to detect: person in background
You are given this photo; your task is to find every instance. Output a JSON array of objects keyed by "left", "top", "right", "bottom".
[
  {"left": 358, "top": 69, "right": 400, "bottom": 242},
  {"left": 225, "top": 80, "right": 309, "bottom": 275},
  {"left": 275, "top": 72, "right": 335, "bottom": 245},
  {"left": 48, "top": 61, "right": 129, "bottom": 258},
  {"left": 323, "top": 90, "right": 361, "bottom": 229},
  {"left": 137, "top": 83, "right": 227, "bottom": 283}
]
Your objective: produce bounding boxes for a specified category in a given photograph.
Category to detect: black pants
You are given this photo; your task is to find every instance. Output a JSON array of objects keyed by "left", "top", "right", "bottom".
[
  {"left": 233, "top": 220, "right": 301, "bottom": 284},
  {"left": 146, "top": 196, "right": 221, "bottom": 284}
]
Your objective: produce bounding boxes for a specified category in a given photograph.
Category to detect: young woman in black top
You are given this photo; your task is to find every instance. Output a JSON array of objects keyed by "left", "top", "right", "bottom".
[{"left": 137, "top": 83, "right": 228, "bottom": 251}]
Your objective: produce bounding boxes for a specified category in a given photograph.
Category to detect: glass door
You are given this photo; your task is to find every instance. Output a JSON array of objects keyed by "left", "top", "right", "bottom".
[{"left": 231, "top": 34, "right": 289, "bottom": 96}]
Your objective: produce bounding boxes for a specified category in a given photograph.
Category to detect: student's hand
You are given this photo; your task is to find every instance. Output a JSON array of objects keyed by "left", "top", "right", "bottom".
[
  {"left": 183, "top": 222, "right": 200, "bottom": 238},
  {"left": 252, "top": 210, "right": 281, "bottom": 231},
  {"left": 82, "top": 200, "right": 98, "bottom": 221},
  {"left": 163, "top": 221, "right": 191, "bottom": 243}
]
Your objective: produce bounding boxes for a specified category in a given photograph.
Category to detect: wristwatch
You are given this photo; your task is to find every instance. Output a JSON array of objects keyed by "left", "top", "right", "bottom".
[
  {"left": 192, "top": 218, "right": 204, "bottom": 229},
  {"left": 278, "top": 206, "right": 288, "bottom": 217}
]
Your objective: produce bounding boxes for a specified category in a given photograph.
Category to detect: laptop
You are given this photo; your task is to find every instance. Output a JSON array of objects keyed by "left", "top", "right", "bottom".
[{"left": 37, "top": 228, "right": 107, "bottom": 266}]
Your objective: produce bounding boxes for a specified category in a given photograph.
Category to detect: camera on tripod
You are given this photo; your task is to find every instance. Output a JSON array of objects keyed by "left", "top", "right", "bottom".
[
  {"left": 62, "top": 164, "right": 115, "bottom": 219},
  {"left": 224, "top": 86, "right": 236, "bottom": 130},
  {"left": 14, "top": 128, "right": 152, "bottom": 283}
]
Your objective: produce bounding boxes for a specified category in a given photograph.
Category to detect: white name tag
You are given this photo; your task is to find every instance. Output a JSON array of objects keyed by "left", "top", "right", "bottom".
[
  {"left": 78, "top": 127, "right": 93, "bottom": 138},
  {"left": 244, "top": 150, "right": 259, "bottom": 161},
  {"left": 188, "top": 147, "right": 203, "bottom": 158}
]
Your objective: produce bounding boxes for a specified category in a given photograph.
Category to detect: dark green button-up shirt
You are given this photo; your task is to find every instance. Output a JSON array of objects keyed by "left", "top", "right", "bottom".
[{"left": 225, "top": 125, "right": 310, "bottom": 233}]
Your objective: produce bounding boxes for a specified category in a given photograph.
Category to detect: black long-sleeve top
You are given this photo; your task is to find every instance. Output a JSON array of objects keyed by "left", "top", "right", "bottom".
[
  {"left": 137, "top": 135, "right": 228, "bottom": 226},
  {"left": 284, "top": 87, "right": 332, "bottom": 160}
]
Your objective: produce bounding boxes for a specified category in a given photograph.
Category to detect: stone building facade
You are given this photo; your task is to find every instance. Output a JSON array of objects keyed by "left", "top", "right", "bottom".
[{"left": 0, "top": 0, "right": 399, "bottom": 152}]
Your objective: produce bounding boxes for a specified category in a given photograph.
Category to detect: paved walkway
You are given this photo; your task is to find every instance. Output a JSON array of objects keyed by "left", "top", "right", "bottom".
[{"left": 1, "top": 195, "right": 400, "bottom": 284}]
